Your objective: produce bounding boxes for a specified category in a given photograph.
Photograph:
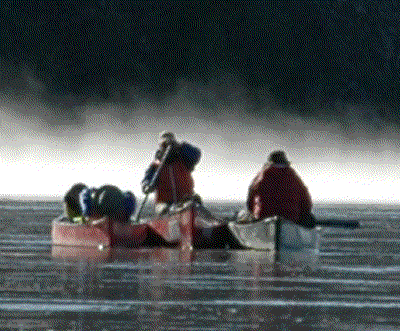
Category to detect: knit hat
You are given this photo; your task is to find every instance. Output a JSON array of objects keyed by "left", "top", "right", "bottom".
[
  {"left": 268, "top": 151, "right": 290, "bottom": 165},
  {"left": 158, "top": 131, "right": 175, "bottom": 144}
]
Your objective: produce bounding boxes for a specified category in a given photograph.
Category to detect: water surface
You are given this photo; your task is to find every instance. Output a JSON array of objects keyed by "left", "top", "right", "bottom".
[{"left": 0, "top": 201, "right": 399, "bottom": 330}]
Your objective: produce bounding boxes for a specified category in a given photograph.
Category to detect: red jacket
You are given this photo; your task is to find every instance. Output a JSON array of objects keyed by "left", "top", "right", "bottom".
[
  {"left": 147, "top": 159, "right": 194, "bottom": 204},
  {"left": 247, "top": 163, "right": 312, "bottom": 225},
  {"left": 142, "top": 142, "right": 200, "bottom": 204}
]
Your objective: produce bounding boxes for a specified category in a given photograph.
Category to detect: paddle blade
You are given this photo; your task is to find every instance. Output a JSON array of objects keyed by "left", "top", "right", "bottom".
[{"left": 315, "top": 219, "right": 360, "bottom": 228}]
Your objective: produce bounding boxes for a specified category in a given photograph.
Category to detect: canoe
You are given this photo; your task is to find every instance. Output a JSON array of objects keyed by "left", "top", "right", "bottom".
[
  {"left": 51, "top": 215, "right": 148, "bottom": 248},
  {"left": 227, "top": 216, "right": 320, "bottom": 251},
  {"left": 145, "top": 201, "right": 228, "bottom": 249},
  {"left": 51, "top": 201, "right": 227, "bottom": 249}
]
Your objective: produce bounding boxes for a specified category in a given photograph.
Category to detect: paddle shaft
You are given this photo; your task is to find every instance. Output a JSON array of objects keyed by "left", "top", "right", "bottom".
[
  {"left": 315, "top": 219, "right": 360, "bottom": 228},
  {"left": 133, "top": 144, "right": 173, "bottom": 223}
]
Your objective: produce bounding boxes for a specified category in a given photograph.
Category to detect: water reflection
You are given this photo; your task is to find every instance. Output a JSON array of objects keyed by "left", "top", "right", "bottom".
[
  {"left": 1, "top": 214, "right": 400, "bottom": 330},
  {"left": 0, "top": 243, "right": 399, "bottom": 330}
]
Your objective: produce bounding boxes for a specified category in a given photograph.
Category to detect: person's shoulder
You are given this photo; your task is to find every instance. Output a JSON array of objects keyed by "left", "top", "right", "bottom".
[
  {"left": 287, "top": 166, "right": 306, "bottom": 182},
  {"left": 180, "top": 141, "right": 201, "bottom": 150},
  {"left": 263, "top": 163, "right": 293, "bottom": 175},
  {"left": 261, "top": 162, "right": 275, "bottom": 172}
]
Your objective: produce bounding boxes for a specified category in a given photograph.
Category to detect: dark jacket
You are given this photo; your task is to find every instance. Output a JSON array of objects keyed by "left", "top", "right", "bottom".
[{"left": 247, "top": 163, "right": 313, "bottom": 227}]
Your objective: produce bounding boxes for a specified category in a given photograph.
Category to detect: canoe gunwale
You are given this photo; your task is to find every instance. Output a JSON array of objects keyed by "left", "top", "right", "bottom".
[
  {"left": 51, "top": 215, "right": 148, "bottom": 248},
  {"left": 227, "top": 216, "right": 318, "bottom": 251},
  {"left": 146, "top": 201, "right": 229, "bottom": 249}
]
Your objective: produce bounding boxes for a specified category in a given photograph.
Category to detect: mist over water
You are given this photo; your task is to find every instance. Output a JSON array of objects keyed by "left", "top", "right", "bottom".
[
  {"left": 0, "top": 92, "right": 399, "bottom": 204},
  {"left": 2, "top": 3, "right": 400, "bottom": 330},
  {"left": 1, "top": 0, "right": 400, "bottom": 203}
]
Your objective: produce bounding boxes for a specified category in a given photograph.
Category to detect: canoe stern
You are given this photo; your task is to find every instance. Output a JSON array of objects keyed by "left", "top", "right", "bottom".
[{"left": 51, "top": 217, "right": 112, "bottom": 247}]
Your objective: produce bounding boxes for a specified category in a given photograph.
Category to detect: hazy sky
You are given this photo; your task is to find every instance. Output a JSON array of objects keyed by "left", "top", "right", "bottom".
[
  {"left": 2, "top": 2, "right": 400, "bottom": 204},
  {"left": 1, "top": 93, "right": 399, "bottom": 204}
]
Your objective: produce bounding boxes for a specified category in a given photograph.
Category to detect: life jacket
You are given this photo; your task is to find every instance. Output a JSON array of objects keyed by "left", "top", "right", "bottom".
[{"left": 155, "top": 159, "right": 194, "bottom": 203}]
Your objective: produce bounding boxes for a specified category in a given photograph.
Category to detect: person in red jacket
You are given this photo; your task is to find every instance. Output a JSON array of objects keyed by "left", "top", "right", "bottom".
[
  {"left": 244, "top": 150, "right": 315, "bottom": 228},
  {"left": 141, "top": 131, "right": 201, "bottom": 214}
]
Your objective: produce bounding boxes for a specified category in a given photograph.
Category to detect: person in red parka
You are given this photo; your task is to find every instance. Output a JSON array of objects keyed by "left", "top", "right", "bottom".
[
  {"left": 245, "top": 150, "right": 315, "bottom": 228},
  {"left": 141, "top": 131, "right": 201, "bottom": 214}
]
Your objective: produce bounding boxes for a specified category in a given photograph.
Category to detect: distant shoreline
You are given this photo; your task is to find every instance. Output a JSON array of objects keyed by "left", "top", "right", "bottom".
[
  {"left": 0, "top": 194, "right": 398, "bottom": 210},
  {"left": 0, "top": 194, "right": 63, "bottom": 202}
]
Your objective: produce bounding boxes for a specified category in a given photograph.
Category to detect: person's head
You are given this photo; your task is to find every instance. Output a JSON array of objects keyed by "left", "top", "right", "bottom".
[
  {"left": 268, "top": 150, "right": 290, "bottom": 165},
  {"left": 158, "top": 131, "right": 176, "bottom": 149},
  {"left": 64, "top": 183, "right": 88, "bottom": 219}
]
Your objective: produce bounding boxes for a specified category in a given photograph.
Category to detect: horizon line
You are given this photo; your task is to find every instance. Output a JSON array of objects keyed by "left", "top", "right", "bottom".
[{"left": 0, "top": 194, "right": 399, "bottom": 207}]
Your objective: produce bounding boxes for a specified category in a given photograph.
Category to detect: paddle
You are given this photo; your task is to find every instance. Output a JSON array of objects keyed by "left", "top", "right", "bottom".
[
  {"left": 133, "top": 144, "right": 173, "bottom": 223},
  {"left": 315, "top": 219, "right": 360, "bottom": 229},
  {"left": 230, "top": 212, "right": 360, "bottom": 229}
]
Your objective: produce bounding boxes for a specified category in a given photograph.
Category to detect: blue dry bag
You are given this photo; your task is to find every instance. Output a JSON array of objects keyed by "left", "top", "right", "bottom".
[
  {"left": 124, "top": 191, "right": 136, "bottom": 218},
  {"left": 79, "top": 188, "right": 94, "bottom": 217}
]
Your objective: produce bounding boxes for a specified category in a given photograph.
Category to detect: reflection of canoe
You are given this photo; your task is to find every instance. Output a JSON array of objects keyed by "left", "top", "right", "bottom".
[
  {"left": 228, "top": 216, "right": 320, "bottom": 251},
  {"left": 51, "top": 216, "right": 148, "bottom": 248},
  {"left": 146, "top": 201, "right": 228, "bottom": 249},
  {"left": 51, "top": 244, "right": 111, "bottom": 262}
]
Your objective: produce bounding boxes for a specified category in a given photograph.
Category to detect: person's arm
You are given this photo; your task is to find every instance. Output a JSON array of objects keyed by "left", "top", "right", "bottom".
[
  {"left": 246, "top": 170, "right": 264, "bottom": 211},
  {"left": 301, "top": 186, "right": 312, "bottom": 212},
  {"left": 291, "top": 169, "right": 313, "bottom": 215},
  {"left": 294, "top": 172, "right": 312, "bottom": 213},
  {"left": 141, "top": 163, "right": 158, "bottom": 193},
  {"left": 298, "top": 183, "right": 315, "bottom": 228}
]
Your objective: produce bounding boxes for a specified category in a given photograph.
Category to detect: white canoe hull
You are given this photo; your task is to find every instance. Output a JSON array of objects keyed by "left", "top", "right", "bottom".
[{"left": 228, "top": 216, "right": 320, "bottom": 251}]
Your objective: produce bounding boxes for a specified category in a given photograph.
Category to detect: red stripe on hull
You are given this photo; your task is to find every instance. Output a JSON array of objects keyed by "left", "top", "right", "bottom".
[
  {"left": 147, "top": 206, "right": 195, "bottom": 247},
  {"left": 179, "top": 206, "right": 195, "bottom": 250},
  {"left": 51, "top": 217, "right": 148, "bottom": 248}
]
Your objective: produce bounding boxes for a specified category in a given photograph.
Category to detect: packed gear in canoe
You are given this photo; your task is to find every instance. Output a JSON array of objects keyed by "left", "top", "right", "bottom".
[
  {"left": 63, "top": 183, "right": 88, "bottom": 223},
  {"left": 53, "top": 197, "right": 225, "bottom": 249},
  {"left": 63, "top": 183, "right": 136, "bottom": 224}
]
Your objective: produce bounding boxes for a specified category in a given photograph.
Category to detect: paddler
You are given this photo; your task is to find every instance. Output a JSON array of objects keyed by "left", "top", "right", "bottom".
[
  {"left": 141, "top": 131, "right": 202, "bottom": 214},
  {"left": 240, "top": 150, "right": 315, "bottom": 228}
]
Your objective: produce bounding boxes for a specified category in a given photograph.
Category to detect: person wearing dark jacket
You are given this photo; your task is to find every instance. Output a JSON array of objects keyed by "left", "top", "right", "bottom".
[
  {"left": 141, "top": 131, "right": 201, "bottom": 214},
  {"left": 244, "top": 150, "right": 315, "bottom": 228}
]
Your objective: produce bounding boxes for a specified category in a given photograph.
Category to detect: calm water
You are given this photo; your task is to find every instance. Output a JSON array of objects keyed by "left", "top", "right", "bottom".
[{"left": 0, "top": 200, "right": 400, "bottom": 330}]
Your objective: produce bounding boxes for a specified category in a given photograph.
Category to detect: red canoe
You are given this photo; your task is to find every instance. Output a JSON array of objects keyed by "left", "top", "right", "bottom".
[
  {"left": 146, "top": 201, "right": 228, "bottom": 249},
  {"left": 51, "top": 201, "right": 228, "bottom": 249},
  {"left": 51, "top": 216, "right": 148, "bottom": 248}
]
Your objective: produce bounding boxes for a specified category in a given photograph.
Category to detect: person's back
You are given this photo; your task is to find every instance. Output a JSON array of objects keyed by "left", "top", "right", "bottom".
[
  {"left": 155, "top": 156, "right": 194, "bottom": 203},
  {"left": 247, "top": 151, "right": 314, "bottom": 228}
]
